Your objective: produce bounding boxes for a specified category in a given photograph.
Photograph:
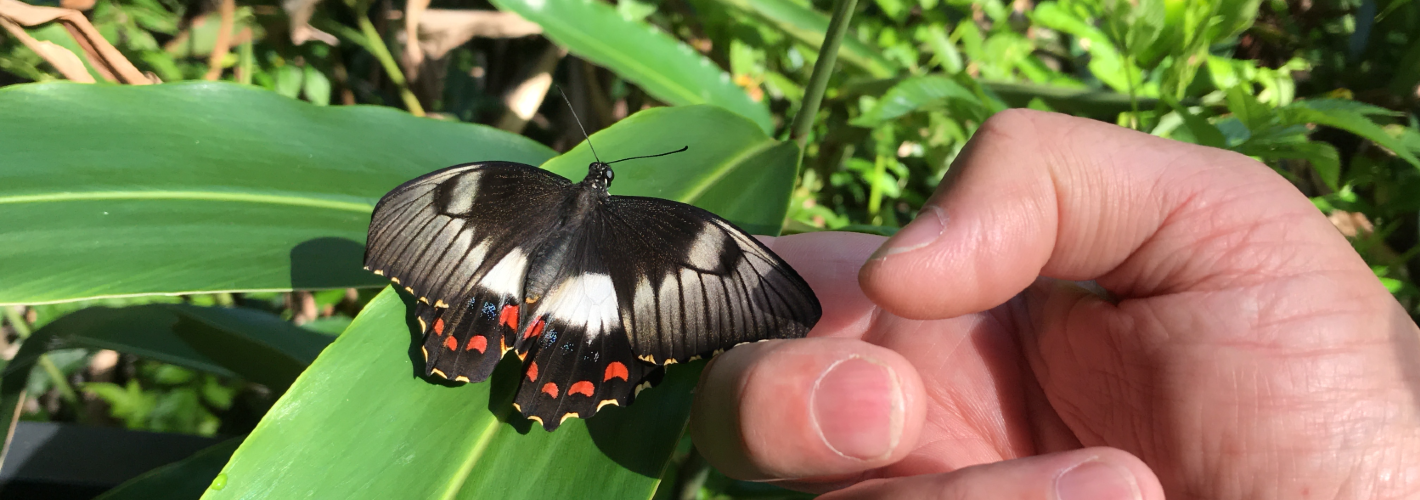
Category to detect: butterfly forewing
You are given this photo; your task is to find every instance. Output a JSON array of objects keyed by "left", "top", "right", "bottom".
[
  {"left": 365, "top": 162, "right": 569, "bottom": 382},
  {"left": 600, "top": 197, "right": 822, "bottom": 364}
]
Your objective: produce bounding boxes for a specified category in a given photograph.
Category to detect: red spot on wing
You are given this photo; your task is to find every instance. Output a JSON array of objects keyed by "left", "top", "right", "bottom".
[
  {"left": 604, "top": 362, "right": 629, "bottom": 382},
  {"left": 569, "top": 381, "right": 595, "bottom": 397},
  {"left": 433, "top": 318, "right": 445, "bottom": 335},
  {"left": 443, "top": 335, "right": 458, "bottom": 351},
  {"left": 541, "top": 382, "right": 559, "bottom": 398},
  {"left": 527, "top": 361, "right": 538, "bottom": 381},
  {"left": 499, "top": 304, "right": 519, "bottom": 329},
  {"left": 523, "top": 317, "right": 546, "bottom": 339},
  {"left": 466, "top": 336, "right": 487, "bottom": 353}
]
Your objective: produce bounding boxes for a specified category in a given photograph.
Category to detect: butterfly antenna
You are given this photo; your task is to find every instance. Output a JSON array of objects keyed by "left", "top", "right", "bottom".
[
  {"left": 557, "top": 86, "right": 601, "bottom": 163},
  {"left": 607, "top": 146, "right": 690, "bottom": 164}
]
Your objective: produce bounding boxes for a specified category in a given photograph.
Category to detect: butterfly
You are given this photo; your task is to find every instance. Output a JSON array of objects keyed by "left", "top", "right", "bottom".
[{"left": 363, "top": 148, "right": 821, "bottom": 431}]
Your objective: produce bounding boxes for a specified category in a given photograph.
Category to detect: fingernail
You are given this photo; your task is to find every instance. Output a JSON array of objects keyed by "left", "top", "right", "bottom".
[
  {"left": 1056, "top": 459, "right": 1141, "bottom": 500},
  {"left": 811, "top": 357, "right": 903, "bottom": 460},
  {"left": 870, "top": 205, "right": 945, "bottom": 260}
]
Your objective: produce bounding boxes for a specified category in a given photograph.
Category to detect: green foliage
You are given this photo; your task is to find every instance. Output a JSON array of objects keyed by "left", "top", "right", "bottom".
[
  {"left": 83, "top": 365, "right": 237, "bottom": 436},
  {"left": 2, "top": 0, "right": 1420, "bottom": 498}
]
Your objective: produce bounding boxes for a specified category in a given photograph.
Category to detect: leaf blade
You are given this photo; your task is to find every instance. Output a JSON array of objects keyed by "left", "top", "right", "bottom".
[
  {"left": 0, "top": 81, "right": 557, "bottom": 305},
  {"left": 491, "top": 0, "right": 773, "bottom": 133}
]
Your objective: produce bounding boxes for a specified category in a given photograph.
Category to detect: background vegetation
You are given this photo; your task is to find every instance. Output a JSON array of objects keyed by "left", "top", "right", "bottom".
[{"left": 1, "top": 0, "right": 1418, "bottom": 498}]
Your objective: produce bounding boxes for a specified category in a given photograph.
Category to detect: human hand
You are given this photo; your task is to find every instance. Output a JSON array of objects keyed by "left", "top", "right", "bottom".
[{"left": 690, "top": 109, "right": 1420, "bottom": 499}]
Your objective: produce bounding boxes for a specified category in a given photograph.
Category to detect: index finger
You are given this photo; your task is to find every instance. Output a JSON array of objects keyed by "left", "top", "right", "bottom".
[{"left": 858, "top": 108, "right": 1368, "bottom": 319}]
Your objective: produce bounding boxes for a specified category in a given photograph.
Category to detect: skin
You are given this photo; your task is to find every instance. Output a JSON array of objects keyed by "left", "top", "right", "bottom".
[{"left": 690, "top": 109, "right": 1420, "bottom": 500}]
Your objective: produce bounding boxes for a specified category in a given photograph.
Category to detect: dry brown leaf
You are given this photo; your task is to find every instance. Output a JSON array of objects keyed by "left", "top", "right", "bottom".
[
  {"left": 204, "top": 0, "right": 235, "bottom": 80},
  {"left": 404, "top": 9, "right": 540, "bottom": 103},
  {"left": 496, "top": 44, "right": 565, "bottom": 133},
  {"left": 0, "top": 16, "right": 93, "bottom": 82},
  {"left": 0, "top": 0, "right": 154, "bottom": 83},
  {"left": 162, "top": 11, "right": 256, "bottom": 57},
  {"left": 1328, "top": 210, "right": 1375, "bottom": 238},
  {"left": 59, "top": 0, "right": 93, "bottom": 11},
  {"left": 416, "top": 9, "right": 541, "bottom": 61},
  {"left": 283, "top": 0, "right": 337, "bottom": 45},
  {"left": 400, "top": 0, "right": 430, "bottom": 81}
]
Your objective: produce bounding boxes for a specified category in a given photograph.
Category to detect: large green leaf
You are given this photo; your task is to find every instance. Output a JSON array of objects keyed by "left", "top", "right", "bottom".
[
  {"left": 206, "top": 106, "right": 799, "bottom": 499},
  {"left": 489, "top": 0, "right": 774, "bottom": 134},
  {"left": 0, "top": 82, "right": 557, "bottom": 306}
]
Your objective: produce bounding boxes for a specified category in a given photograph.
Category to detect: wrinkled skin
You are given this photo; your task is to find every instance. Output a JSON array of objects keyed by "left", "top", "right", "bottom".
[{"left": 690, "top": 109, "right": 1420, "bottom": 500}]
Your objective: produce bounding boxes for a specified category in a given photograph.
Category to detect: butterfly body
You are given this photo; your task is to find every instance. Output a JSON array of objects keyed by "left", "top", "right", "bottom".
[{"left": 365, "top": 159, "right": 820, "bottom": 430}]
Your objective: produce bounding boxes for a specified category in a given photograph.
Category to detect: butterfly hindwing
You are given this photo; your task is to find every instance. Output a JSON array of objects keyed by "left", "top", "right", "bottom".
[
  {"left": 512, "top": 315, "right": 653, "bottom": 430},
  {"left": 418, "top": 293, "right": 515, "bottom": 382},
  {"left": 366, "top": 162, "right": 568, "bottom": 383},
  {"left": 507, "top": 229, "right": 643, "bottom": 429}
]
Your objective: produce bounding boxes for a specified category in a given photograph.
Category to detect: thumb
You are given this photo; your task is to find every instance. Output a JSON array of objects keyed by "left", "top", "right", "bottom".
[{"left": 819, "top": 447, "right": 1164, "bottom": 500}]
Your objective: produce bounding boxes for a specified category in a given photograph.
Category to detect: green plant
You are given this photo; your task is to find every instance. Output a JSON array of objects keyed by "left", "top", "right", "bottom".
[{"left": 2, "top": 0, "right": 1419, "bottom": 498}]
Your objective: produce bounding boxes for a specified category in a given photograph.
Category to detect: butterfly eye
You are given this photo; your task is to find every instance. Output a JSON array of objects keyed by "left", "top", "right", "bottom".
[{"left": 604, "top": 169, "right": 614, "bottom": 182}]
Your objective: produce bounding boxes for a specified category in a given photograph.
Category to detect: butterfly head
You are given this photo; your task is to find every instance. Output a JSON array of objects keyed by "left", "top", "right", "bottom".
[{"left": 583, "top": 162, "right": 615, "bottom": 191}]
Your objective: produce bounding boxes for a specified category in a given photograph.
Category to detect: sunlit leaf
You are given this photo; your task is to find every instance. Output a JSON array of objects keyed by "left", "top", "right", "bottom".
[
  {"left": 851, "top": 75, "right": 976, "bottom": 126},
  {"left": 490, "top": 0, "right": 774, "bottom": 133},
  {"left": 709, "top": 0, "right": 898, "bottom": 78},
  {"left": 0, "top": 82, "right": 555, "bottom": 305},
  {"left": 1280, "top": 99, "right": 1420, "bottom": 169}
]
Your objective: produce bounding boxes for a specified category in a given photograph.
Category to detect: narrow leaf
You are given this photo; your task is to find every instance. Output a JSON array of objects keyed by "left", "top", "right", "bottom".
[
  {"left": 1280, "top": 99, "right": 1420, "bottom": 169},
  {"left": 489, "top": 0, "right": 773, "bottom": 133},
  {"left": 851, "top": 75, "right": 976, "bottom": 126}
]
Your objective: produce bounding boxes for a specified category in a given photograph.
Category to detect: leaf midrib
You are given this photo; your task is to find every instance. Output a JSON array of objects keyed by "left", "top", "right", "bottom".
[
  {"left": 679, "top": 139, "right": 783, "bottom": 204},
  {"left": 0, "top": 190, "right": 374, "bottom": 213},
  {"left": 437, "top": 415, "right": 503, "bottom": 500}
]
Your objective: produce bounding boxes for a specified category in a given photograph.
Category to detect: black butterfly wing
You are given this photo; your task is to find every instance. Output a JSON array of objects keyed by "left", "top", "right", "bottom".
[
  {"left": 364, "top": 161, "right": 572, "bottom": 383},
  {"left": 509, "top": 196, "right": 821, "bottom": 430},
  {"left": 506, "top": 217, "right": 658, "bottom": 430},
  {"left": 603, "top": 197, "right": 822, "bottom": 363}
]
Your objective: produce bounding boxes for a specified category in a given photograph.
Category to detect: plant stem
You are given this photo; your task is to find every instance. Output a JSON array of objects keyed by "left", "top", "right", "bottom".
[
  {"left": 1124, "top": 53, "right": 1140, "bottom": 129},
  {"left": 3, "top": 307, "right": 81, "bottom": 406},
  {"left": 868, "top": 153, "right": 885, "bottom": 223},
  {"left": 790, "top": 0, "right": 859, "bottom": 162},
  {"left": 238, "top": 33, "right": 253, "bottom": 85},
  {"left": 673, "top": 445, "right": 711, "bottom": 500},
  {"left": 39, "top": 357, "right": 81, "bottom": 405},
  {"left": 3, "top": 306, "right": 31, "bottom": 338},
  {"left": 347, "top": 0, "right": 425, "bottom": 116},
  {"left": 214, "top": 292, "right": 236, "bottom": 307}
]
